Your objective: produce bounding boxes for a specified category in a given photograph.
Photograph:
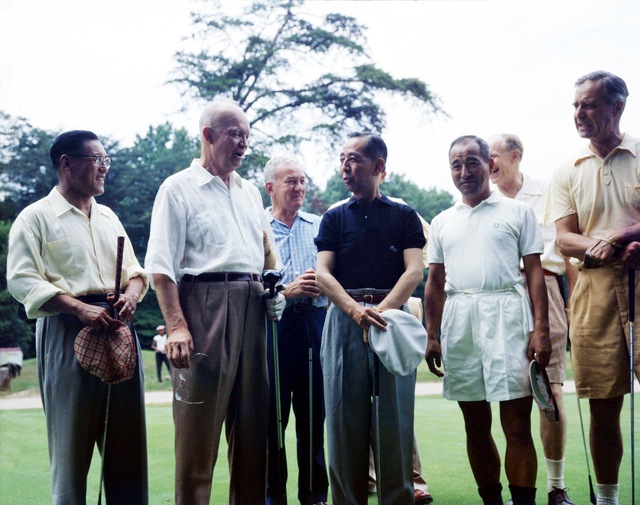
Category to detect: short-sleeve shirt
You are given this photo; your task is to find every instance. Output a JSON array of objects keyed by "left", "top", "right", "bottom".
[
  {"left": 315, "top": 194, "right": 426, "bottom": 289},
  {"left": 145, "top": 159, "right": 277, "bottom": 282},
  {"left": 265, "top": 208, "right": 327, "bottom": 307},
  {"left": 548, "top": 133, "right": 640, "bottom": 240},
  {"left": 514, "top": 174, "right": 565, "bottom": 275},
  {"left": 427, "top": 191, "right": 543, "bottom": 293}
]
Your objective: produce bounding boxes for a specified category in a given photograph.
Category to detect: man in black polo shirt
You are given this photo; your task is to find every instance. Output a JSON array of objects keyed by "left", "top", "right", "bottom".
[{"left": 315, "top": 132, "right": 426, "bottom": 505}]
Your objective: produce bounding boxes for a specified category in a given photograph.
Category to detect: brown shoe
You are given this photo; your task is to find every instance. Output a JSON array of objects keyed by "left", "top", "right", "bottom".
[{"left": 415, "top": 489, "right": 434, "bottom": 504}]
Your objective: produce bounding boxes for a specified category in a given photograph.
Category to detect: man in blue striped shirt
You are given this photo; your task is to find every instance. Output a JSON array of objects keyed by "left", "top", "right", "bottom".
[{"left": 264, "top": 156, "right": 329, "bottom": 505}]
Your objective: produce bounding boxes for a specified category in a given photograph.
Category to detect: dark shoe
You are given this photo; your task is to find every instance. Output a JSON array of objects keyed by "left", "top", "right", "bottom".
[
  {"left": 548, "top": 488, "right": 573, "bottom": 505},
  {"left": 415, "top": 489, "right": 434, "bottom": 504}
]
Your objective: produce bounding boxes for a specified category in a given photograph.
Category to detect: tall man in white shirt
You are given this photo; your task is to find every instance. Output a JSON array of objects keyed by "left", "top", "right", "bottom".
[
  {"left": 488, "top": 134, "right": 575, "bottom": 505},
  {"left": 145, "top": 99, "right": 285, "bottom": 505},
  {"left": 7, "top": 130, "right": 149, "bottom": 505}
]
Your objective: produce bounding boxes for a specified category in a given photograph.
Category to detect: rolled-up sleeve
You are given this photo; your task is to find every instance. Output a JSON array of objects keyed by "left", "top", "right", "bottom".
[{"left": 7, "top": 216, "right": 66, "bottom": 318}]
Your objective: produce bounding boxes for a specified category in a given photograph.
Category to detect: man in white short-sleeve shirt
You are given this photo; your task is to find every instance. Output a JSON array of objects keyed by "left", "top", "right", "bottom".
[
  {"left": 145, "top": 100, "right": 284, "bottom": 505},
  {"left": 424, "top": 135, "right": 550, "bottom": 505}
]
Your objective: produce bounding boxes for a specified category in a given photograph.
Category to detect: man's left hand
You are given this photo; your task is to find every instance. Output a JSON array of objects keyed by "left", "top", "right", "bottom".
[
  {"left": 110, "top": 292, "right": 138, "bottom": 323},
  {"left": 266, "top": 292, "right": 286, "bottom": 321},
  {"left": 528, "top": 327, "right": 552, "bottom": 369}
]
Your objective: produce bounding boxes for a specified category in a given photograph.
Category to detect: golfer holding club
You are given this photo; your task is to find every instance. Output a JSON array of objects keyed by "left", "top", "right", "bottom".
[
  {"left": 145, "top": 100, "right": 285, "bottom": 505},
  {"left": 425, "top": 135, "right": 550, "bottom": 505},
  {"left": 263, "top": 156, "right": 329, "bottom": 505},
  {"left": 316, "top": 132, "right": 425, "bottom": 505},
  {"left": 7, "top": 130, "right": 149, "bottom": 504},
  {"left": 548, "top": 70, "right": 640, "bottom": 505}
]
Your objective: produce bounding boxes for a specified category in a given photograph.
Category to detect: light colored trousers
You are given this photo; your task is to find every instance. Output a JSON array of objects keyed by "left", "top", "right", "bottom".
[
  {"left": 322, "top": 304, "right": 415, "bottom": 505},
  {"left": 37, "top": 305, "right": 148, "bottom": 505}
]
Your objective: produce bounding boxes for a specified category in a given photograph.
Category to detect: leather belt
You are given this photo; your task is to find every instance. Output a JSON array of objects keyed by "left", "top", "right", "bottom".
[
  {"left": 77, "top": 294, "right": 109, "bottom": 303},
  {"left": 181, "top": 272, "right": 262, "bottom": 283},
  {"left": 349, "top": 293, "right": 387, "bottom": 304},
  {"left": 285, "top": 302, "right": 327, "bottom": 313}
]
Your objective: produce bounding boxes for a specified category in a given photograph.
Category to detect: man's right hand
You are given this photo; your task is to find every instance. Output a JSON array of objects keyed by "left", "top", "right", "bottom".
[
  {"left": 283, "top": 268, "right": 323, "bottom": 299},
  {"left": 425, "top": 339, "right": 444, "bottom": 378},
  {"left": 165, "top": 328, "right": 195, "bottom": 368},
  {"left": 351, "top": 305, "right": 387, "bottom": 331},
  {"left": 76, "top": 302, "right": 116, "bottom": 332}
]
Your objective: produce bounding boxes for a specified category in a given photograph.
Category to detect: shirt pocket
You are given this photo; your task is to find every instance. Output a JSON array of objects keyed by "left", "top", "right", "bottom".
[
  {"left": 43, "top": 237, "right": 86, "bottom": 277},
  {"left": 193, "top": 210, "right": 230, "bottom": 247}
]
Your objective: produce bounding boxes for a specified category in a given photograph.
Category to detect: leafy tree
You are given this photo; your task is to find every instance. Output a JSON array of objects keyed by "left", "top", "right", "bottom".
[
  {"left": 319, "top": 170, "right": 454, "bottom": 222},
  {"left": 0, "top": 220, "right": 35, "bottom": 357},
  {"left": 170, "top": 0, "right": 444, "bottom": 176},
  {"left": 380, "top": 173, "right": 454, "bottom": 224},
  {"left": 0, "top": 113, "right": 58, "bottom": 214},
  {"left": 99, "top": 123, "right": 199, "bottom": 254}
]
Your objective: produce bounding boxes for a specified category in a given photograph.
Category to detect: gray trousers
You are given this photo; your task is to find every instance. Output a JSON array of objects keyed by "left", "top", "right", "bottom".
[
  {"left": 36, "top": 305, "right": 148, "bottom": 505},
  {"left": 321, "top": 304, "right": 415, "bottom": 505},
  {"left": 173, "top": 279, "right": 268, "bottom": 505}
]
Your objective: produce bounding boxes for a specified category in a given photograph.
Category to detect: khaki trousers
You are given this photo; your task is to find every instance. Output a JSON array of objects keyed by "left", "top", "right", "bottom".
[{"left": 174, "top": 279, "right": 268, "bottom": 505}]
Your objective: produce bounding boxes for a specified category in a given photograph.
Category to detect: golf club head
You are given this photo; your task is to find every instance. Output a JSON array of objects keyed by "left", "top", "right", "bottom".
[{"left": 262, "top": 269, "right": 283, "bottom": 298}]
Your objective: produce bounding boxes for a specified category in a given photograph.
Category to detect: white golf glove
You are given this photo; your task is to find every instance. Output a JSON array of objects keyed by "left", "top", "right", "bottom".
[{"left": 265, "top": 292, "right": 286, "bottom": 321}]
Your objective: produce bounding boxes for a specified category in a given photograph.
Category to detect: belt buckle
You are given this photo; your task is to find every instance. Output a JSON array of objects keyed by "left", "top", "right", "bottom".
[{"left": 363, "top": 294, "right": 374, "bottom": 303}]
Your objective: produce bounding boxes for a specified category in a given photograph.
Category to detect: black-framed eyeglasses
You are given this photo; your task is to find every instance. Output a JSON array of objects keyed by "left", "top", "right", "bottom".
[{"left": 68, "top": 154, "right": 112, "bottom": 168}]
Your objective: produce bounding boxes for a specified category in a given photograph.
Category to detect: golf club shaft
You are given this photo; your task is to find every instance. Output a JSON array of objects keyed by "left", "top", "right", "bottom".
[
  {"left": 272, "top": 318, "right": 287, "bottom": 504},
  {"left": 307, "top": 304, "right": 313, "bottom": 505},
  {"left": 630, "top": 267, "right": 636, "bottom": 505},
  {"left": 373, "top": 353, "right": 382, "bottom": 505},
  {"left": 98, "top": 236, "right": 124, "bottom": 504}
]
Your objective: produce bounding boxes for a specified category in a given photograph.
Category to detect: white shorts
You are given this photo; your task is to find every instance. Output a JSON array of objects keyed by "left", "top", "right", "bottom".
[{"left": 441, "top": 289, "right": 532, "bottom": 402}]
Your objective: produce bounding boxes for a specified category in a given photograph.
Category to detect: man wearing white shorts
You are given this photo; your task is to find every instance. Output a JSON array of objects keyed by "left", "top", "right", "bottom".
[{"left": 424, "top": 136, "right": 551, "bottom": 505}]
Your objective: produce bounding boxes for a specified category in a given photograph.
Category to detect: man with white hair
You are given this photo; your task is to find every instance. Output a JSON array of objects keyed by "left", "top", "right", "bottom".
[
  {"left": 263, "top": 156, "right": 329, "bottom": 505},
  {"left": 145, "top": 100, "right": 285, "bottom": 505}
]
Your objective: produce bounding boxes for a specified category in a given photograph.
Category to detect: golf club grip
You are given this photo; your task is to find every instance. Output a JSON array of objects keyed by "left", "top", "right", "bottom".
[{"left": 114, "top": 236, "right": 125, "bottom": 297}]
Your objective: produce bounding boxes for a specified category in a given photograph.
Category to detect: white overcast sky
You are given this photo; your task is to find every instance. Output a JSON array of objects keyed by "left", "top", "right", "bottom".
[{"left": 1, "top": 0, "right": 639, "bottom": 195}]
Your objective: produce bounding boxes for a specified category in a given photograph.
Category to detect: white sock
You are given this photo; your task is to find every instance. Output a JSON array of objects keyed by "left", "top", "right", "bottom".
[
  {"left": 545, "top": 458, "right": 565, "bottom": 492},
  {"left": 596, "top": 483, "right": 619, "bottom": 505}
]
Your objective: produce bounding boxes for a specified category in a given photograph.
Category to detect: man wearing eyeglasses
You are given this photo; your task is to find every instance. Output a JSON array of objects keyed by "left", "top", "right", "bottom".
[
  {"left": 7, "top": 130, "right": 149, "bottom": 504},
  {"left": 145, "top": 99, "right": 285, "bottom": 505}
]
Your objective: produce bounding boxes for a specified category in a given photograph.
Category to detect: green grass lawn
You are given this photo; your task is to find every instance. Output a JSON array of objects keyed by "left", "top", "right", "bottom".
[{"left": 0, "top": 354, "right": 636, "bottom": 504}]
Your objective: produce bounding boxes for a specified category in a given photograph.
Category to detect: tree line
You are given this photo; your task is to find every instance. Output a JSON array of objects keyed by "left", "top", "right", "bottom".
[{"left": 0, "top": 0, "right": 454, "bottom": 355}]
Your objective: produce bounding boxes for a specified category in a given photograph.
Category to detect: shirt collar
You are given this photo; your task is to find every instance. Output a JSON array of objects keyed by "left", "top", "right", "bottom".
[
  {"left": 518, "top": 173, "right": 542, "bottom": 197},
  {"left": 189, "top": 159, "right": 244, "bottom": 188},
  {"left": 453, "top": 190, "right": 501, "bottom": 210},
  {"left": 346, "top": 192, "right": 392, "bottom": 209},
  {"left": 49, "top": 187, "right": 97, "bottom": 218},
  {"left": 574, "top": 133, "right": 637, "bottom": 166},
  {"left": 265, "top": 207, "right": 314, "bottom": 225}
]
